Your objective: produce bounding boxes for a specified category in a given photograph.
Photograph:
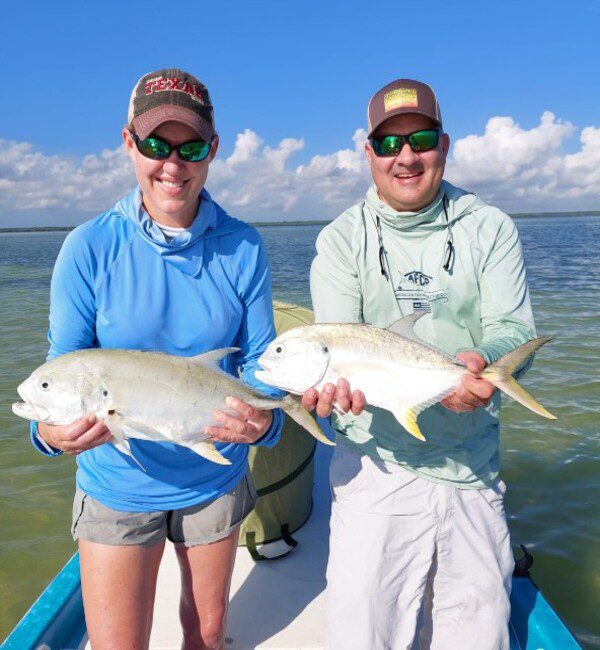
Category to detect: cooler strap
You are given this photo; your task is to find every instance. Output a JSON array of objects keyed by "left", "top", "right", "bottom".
[{"left": 245, "top": 524, "right": 299, "bottom": 562}]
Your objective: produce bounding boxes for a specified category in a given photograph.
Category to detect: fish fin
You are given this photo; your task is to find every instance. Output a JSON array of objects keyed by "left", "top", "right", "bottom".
[
  {"left": 387, "top": 312, "right": 428, "bottom": 342},
  {"left": 183, "top": 439, "right": 232, "bottom": 465},
  {"left": 103, "top": 411, "right": 147, "bottom": 471},
  {"left": 120, "top": 419, "right": 172, "bottom": 442},
  {"left": 391, "top": 405, "right": 426, "bottom": 441},
  {"left": 120, "top": 420, "right": 231, "bottom": 465},
  {"left": 481, "top": 337, "right": 556, "bottom": 419},
  {"left": 189, "top": 348, "right": 241, "bottom": 368},
  {"left": 281, "top": 395, "right": 335, "bottom": 446},
  {"left": 392, "top": 384, "right": 459, "bottom": 441}
]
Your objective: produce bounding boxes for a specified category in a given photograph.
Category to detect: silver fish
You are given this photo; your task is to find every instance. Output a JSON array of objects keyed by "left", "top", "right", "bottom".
[
  {"left": 12, "top": 347, "right": 332, "bottom": 467},
  {"left": 255, "top": 313, "right": 556, "bottom": 441}
]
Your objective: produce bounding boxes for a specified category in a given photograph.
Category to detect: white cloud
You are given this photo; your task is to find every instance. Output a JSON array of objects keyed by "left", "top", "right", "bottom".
[
  {"left": 443, "top": 111, "right": 600, "bottom": 210},
  {"left": 0, "top": 111, "right": 599, "bottom": 227},
  {"left": 0, "top": 139, "right": 134, "bottom": 222},
  {"left": 208, "top": 128, "right": 369, "bottom": 216}
]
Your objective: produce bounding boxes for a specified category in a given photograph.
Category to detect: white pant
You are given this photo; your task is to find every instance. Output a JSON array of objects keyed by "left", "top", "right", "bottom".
[{"left": 325, "top": 444, "right": 514, "bottom": 650}]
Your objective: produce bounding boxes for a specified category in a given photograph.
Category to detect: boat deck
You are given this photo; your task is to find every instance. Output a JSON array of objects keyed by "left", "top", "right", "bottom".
[
  {"left": 90, "top": 445, "right": 333, "bottom": 650},
  {"left": 6, "top": 441, "right": 580, "bottom": 649}
]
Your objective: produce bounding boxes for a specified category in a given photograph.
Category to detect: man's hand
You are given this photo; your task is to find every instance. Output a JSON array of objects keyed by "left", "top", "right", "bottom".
[
  {"left": 206, "top": 397, "right": 273, "bottom": 444},
  {"left": 441, "top": 351, "right": 496, "bottom": 413},
  {"left": 37, "top": 416, "right": 112, "bottom": 455},
  {"left": 301, "top": 378, "right": 366, "bottom": 418}
]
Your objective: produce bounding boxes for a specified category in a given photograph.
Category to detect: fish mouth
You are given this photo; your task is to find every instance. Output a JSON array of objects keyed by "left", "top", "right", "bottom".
[
  {"left": 254, "top": 369, "right": 306, "bottom": 396},
  {"left": 12, "top": 401, "right": 50, "bottom": 421},
  {"left": 257, "top": 356, "right": 273, "bottom": 371},
  {"left": 255, "top": 359, "right": 281, "bottom": 384},
  {"left": 254, "top": 368, "right": 275, "bottom": 384},
  {"left": 255, "top": 369, "right": 288, "bottom": 390}
]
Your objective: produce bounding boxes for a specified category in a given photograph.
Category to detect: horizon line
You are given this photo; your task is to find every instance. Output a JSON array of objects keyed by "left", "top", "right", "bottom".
[{"left": 1, "top": 211, "right": 600, "bottom": 233}]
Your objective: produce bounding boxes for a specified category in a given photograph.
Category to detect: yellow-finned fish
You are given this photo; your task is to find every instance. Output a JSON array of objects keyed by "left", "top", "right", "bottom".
[
  {"left": 12, "top": 347, "right": 332, "bottom": 468},
  {"left": 255, "top": 313, "right": 556, "bottom": 441}
]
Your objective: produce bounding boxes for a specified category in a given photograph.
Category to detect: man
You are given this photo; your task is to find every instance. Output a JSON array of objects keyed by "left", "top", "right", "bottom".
[{"left": 303, "top": 79, "right": 536, "bottom": 649}]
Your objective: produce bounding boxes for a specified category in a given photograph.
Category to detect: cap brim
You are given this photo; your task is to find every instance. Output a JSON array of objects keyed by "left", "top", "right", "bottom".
[
  {"left": 368, "top": 108, "right": 442, "bottom": 138},
  {"left": 132, "top": 106, "right": 214, "bottom": 142}
]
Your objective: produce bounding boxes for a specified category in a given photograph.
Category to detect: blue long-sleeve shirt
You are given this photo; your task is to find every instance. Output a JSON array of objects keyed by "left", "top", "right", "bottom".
[{"left": 31, "top": 187, "right": 283, "bottom": 511}]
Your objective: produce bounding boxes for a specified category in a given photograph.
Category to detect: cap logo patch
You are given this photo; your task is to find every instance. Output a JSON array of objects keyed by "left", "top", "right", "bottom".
[
  {"left": 143, "top": 76, "right": 205, "bottom": 104},
  {"left": 384, "top": 88, "right": 418, "bottom": 112}
]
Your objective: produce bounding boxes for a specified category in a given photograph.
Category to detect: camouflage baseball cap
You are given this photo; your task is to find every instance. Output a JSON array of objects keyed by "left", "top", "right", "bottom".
[
  {"left": 127, "top": 68, "right": 215, "bottom": 142},
  {"left": 367, "top": 79, "right": 442, "bottom": 137}
]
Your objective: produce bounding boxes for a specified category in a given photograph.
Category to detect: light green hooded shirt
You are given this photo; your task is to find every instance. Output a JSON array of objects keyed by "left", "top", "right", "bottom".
[{"left": 310, "top": 180, "right": 536, "bottom": 488}]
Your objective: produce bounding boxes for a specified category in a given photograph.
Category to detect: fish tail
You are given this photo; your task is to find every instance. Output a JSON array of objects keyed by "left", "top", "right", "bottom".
[
  {"left": 280, "top": 395, "right": 335, "bottom": 446},
  {"left": 481, "top": 336, "right": 556, "bottom": 420}
]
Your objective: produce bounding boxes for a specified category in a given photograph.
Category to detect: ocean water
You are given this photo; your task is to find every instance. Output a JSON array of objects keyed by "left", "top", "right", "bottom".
[{"left": 0, "top": 217, "right": 598, "bottom": 646}]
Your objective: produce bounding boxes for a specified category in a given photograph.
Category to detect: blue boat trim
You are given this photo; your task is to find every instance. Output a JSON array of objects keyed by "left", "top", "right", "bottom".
[
  {"left": 509, "top": 576, "right": 581, "bottom": 649},
  {"left": 3, "top": 552, "right": 582, "bottom": 650},
  {"left": 1, "top": 552, "right": 85, "bottom": 650}
]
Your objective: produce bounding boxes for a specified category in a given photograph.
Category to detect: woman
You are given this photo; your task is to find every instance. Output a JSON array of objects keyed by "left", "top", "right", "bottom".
[{"left": 30, "top": 68, "right": 283, "bottom": 649}]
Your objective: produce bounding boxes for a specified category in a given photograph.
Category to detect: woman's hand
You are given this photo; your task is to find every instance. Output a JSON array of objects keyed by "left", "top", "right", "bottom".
[
  {"left": 207, "top": 397, "right": 273, "bottom": 444},
  {"left": 441, "top": 351, "right": 496, "bottom": 413},
  {"left": 37, "top": 415, "right": 113, "bottom": 455},
  {"left": 301, "top": 378, "right": 366, "bottom": 418}
]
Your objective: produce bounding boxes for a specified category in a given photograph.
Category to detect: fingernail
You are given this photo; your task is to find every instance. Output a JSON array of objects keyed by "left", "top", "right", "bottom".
[
  {"left": 325, "top": 384, "right": 334, "bottom": 394},
  {"left": 225, "top": 397, "right": 234, "bottom": 407},
  {"left": 87, "top": 415, "right": 97, "bottom": 424}
]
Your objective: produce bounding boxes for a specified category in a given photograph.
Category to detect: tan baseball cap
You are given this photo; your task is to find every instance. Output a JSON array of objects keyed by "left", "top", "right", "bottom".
[
  {"left": 367, "top": 79, "right": 442, "bottom": 137},
  {"left": 127, "top": 68, "right": 215, "bottom": 142}
]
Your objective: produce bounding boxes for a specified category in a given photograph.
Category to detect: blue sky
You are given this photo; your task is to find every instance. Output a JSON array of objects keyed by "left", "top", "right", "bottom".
[{"left": 1, "top": 0, "right": 598, "bottom": 226}]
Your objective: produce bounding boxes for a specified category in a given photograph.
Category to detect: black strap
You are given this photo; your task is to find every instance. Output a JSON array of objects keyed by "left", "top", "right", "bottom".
[
  {"left": 245, "top": 525, "right": 299, "bottom": 562},
  {"left": 513, "top": 544, "right": 534, "bottom": 578},
  {"left": 256, "top": 443, "right": 316, "bottom": 497},
  {"left": 245, "top": 531, "right": 268, "bottom": 561},
  {"left": 280, "top": 523, "right": 298, "bottom": 549}
]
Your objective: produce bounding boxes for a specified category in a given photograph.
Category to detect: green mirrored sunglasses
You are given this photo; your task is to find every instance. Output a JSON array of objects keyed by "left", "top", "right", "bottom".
[
  {"left": 370, "top": 129, "right": 442, "bottom": 157},
  {"left": 132, "top": 133, "right": 213, "bottom": 162}
]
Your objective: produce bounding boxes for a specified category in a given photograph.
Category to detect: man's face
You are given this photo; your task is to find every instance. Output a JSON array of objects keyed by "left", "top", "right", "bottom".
[
  {"left": 365, "top": 114, "right": 450, "bottom": 212},
  {"left": 123, "top": 121, "right": 218, "bottom": 227}
]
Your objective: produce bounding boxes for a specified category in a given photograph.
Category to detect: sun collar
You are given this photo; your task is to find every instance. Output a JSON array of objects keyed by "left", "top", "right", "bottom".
[
  {"left": 127, "top": 186, "right": 218, "bottom": 276},
  {"left": 365, "top": 184, "right": 445, "bottom": 232}
]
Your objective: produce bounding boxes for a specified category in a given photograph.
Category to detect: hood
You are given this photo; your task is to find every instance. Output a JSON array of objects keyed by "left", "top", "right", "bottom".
[
  {"left": 365, "top": 180, "right": 486, "bottom": 233},
  {"left": 114, "top": 187, "right": 242, "bottom": 277}
]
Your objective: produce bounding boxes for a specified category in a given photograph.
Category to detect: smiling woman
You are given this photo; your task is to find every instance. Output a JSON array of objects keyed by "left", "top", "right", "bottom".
[{"left": 23, "top": 67, "right": 286, "bottom": 650}]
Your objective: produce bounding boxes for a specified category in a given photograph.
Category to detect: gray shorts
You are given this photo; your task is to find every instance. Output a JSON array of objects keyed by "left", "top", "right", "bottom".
[{"left": 71, "top": 473, "right": 257, "bottom": 548}]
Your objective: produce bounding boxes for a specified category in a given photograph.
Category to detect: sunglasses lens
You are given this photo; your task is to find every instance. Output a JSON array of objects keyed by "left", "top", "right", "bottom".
[
  {"left": 408, "top": 130, "right": 439, "bottom": 152},
  {"left": 179, "top": 140, "right": 211, "bottom": 162},
  {"left": 137, "top": 137, "right": 170, "bottom": 160},
  {"left": 372, "top": 136, "right": 403, "bottom": 157}
]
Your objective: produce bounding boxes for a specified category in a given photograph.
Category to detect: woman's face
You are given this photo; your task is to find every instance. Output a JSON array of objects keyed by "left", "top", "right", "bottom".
[{"left": 123, "top": 121, "right": 218, "bottom": 227}]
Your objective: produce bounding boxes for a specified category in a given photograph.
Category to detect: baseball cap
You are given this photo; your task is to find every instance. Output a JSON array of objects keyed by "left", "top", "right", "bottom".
[
  {"left": 367, "top": 79, "right": 442, "bottom": 137},
  {"left": 127, "top": 68, "right": 215, "bottom": 142}
]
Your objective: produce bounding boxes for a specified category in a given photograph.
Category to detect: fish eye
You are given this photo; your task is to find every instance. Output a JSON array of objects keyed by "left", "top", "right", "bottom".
[
  {"left": 275, "top": 344, "right": 285, "bottom": 354},
  {"left": 40, "top": 381, "right": 50, "bottom": 390},
  {"left": 322, "top": 345, "right": 329, "bottom": 354}
]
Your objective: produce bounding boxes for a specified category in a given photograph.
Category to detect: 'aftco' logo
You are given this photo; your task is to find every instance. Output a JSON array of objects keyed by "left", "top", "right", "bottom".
[{"left": 403, "top": 271, "right": 432, "bottom": 287}]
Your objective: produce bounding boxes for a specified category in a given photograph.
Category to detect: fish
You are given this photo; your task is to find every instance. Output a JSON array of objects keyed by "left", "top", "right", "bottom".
[
  {"left": 12, "top": 347, "right": 333, "bottom": 468},
  {"left": 255, "top": 313, "right": 556, "bottom": 441}
]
